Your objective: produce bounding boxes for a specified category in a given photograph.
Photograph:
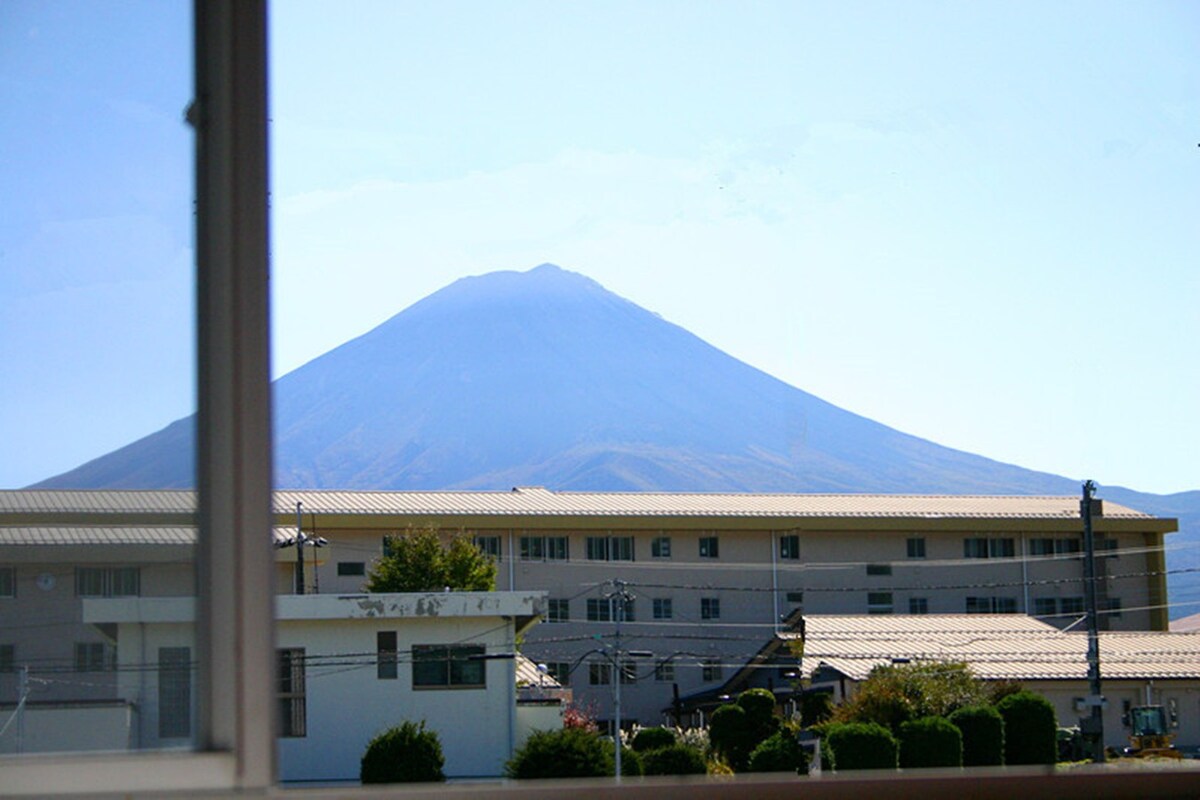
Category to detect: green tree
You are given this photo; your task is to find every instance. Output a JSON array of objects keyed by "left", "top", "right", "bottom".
[
  {"left": 831, "top": 661, "right": 989, "bottom": 732},
  {"left": 366, "top": 524, "right": 496, "bottom": 592}
]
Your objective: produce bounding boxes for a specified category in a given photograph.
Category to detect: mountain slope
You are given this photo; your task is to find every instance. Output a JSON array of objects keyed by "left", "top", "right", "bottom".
[{"left": 32, "top": 264, "right": 1196, "bottom": 613}]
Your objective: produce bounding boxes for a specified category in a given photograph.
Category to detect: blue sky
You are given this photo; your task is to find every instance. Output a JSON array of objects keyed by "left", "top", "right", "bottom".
[{"left": 2, "top": 1, "right": 1197, "bottom": 494}]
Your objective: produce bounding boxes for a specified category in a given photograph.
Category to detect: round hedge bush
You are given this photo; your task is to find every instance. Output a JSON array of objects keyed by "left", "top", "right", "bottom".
[
  {"left": 995, "top": 691, "right": 1057, "bottom": 766},
  {"left": 824, "top": 721, "right": 898, "bottom": 771},
  {"left": 898, "top": 716, "right": 962, "bottom": 768},
  {"left": 360, "top": 720, "right": 445, "bottom": 784},
  {"left": 948, "top": 705, "right": 1005, "bottom": 766},
  {"left": 505, "top": 728, "right": 612, "bottom": 779},
  {"left": 632, "top": 726, "right": 678, "bottom": 752},
  {"left": 641, "top": 743, "right": 708, "bottom": 776},
  {"left": 747, "top": 729, "right": 808, "bottom": 774}
]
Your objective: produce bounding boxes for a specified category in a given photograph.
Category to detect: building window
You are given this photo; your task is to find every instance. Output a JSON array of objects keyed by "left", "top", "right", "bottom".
[
  {"left": 1033, "top": 598, "right": 1058, "bottom": 617},
  {"left": 547, "top": 598, "right": 570, "bottom": 623},
  {"left": 521, "top": 535, "right": 569, "bottom": 561},
  {"left": 75, "top": 567, "right": 140, "bottom": 597},
  {"left": 474, "top": 535, "right": 501, "bottom": 559},
  {"left": 780, "top": 535, "right": 800, "bottom": 560},
  {"left": 655, "top": 660, "right": 675, "bottom": 682},
  {"left": 867, "top": 592, "right": 893, "bottom": 615},
  {"left": 866, "top": 563, "right": 892, "bottom": 576},
  {"left": 589, "top": 662, "right": 612, "bottom": 685},
  {"left": 653, "top": 597, "right": 673, "bottom": 620},
  {"left": 1030, "top": 538, "right": 1082, "bottom": 557},
  {"left": 586, "top": 598, "right": 611, "bottom": 621},
  {"left": 158, "top": 647, "right": 192, "bottom": 739},
  {"left": 700, "top": 597, "right": 721, "bottom": 620},
  {"left": 966, "top": 597, "right": 1017, "bottom": 614},
  {"left": 412, "top": 644, "right": 486, "bottom": 688},
  {"left": 546, "top": 662, "right": 571, "bottom": 685},
  {"left": 336, "top": 561, "right": 365, "bottom": 576},
  {"left": 1060, "top": 597, "right": 1085, "bottom": 615},
  {"left": 377, "top": 631, "right": 397, "bottom": 679},
  {"left": 906, "top": 538, "right": 926, "bottom": 559},
  {"left": 908, "top": 597, "right": 929, "bottom": 615},
  {"left": 520, "top": 535, "right": 546, "bottom": 560},
  {"left": 651, "top": 536, "right": 672, "bottom": 558},
  {"left": 618, "top": 597, "right": 635, "bottom": 621},
  {"left": 701, "top": 659, "right": 722, "bottom": 682},
  {"left": 786, "top": 591, "right": 804, "bottom": 604},
  {"left": 620, "top": 660, "right": 637, "bottom": 685},
  {"left": 699, "top": 536, "right": 720, "bottom": 559},
  {"left": 546, "top": 536, "right": 568, "bottom": 560},
  {"left": 963, "top": 537, "right": 1015, "bottom": 559},
  {"left": 278, "top": 648, "right": 307, "bottom": 737},
  {"left": 0, "top": 644, "right": 14, "bottom": 674},
  {"left": 74, "top": 642, "right": 114, "bottom": 672},
  {"left": 1104, "top": 598, "right": 1123, "bottom": 618},
  {"left": 586, "top": 536, "right": 634, "bottom": 561},
  {"left": 0, "top": 567, "right": 14, "bottom": 598}
]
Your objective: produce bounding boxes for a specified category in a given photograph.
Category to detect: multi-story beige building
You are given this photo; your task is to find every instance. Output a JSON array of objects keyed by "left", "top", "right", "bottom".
[{"left": 0, "top": 487, "right": 1177, "bottom": 734}]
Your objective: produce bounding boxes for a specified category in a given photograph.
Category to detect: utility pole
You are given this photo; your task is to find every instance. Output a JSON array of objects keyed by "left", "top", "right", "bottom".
[
  {"left": 274, "top": 501, "right": 327, "bottom": 594},
  {"left": 1080, "top": 479, "right": 1105, "bottom": 763},
  {"left": 295, "top": 501, "right": 305, "bottom": 595},
  {"left": 603, "top": 580, "right": 650, "bottom": 782}
]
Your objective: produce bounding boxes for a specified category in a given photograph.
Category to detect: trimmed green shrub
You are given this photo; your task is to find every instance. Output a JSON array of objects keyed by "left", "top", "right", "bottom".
[
  {"left": 747, "top": 729, "right": 808, "bottom": 774},
  {"left": 619, "top": 746, "right": 643, "bottom": 777},
  {"left": 898, "top": 716, "right": 962, "bottom": 768},
  {"left": 360, "top": 720, "right": 445, "bottom": 784},
  {"left": 738, "top": 688, "right": 781, "bottom": 743},
  {"left": 709, "top": 703, "right": 753, "bottom": 771},
  {"left": 824, "top": 721, "right": 899, "bottom": 771},
  {"left": 641, "top": 743, "right": 708, "bottom": 776},
  {"left": 505, "top": 728, "right": 612, "bottom": 779},
  {"left": 995, "top": 691, "right": 1057, "bottom": 766},
  {"left": 632, "top": 726, "right": 677, "bottom": 752},
  {"left": 948, "top": 705, "right": 1005, "bottom": 766}
]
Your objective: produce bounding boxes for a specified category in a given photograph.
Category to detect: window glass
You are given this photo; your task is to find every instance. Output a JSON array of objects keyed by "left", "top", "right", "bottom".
[
  {"left": 2, "top": 1, "right": 196, "bottom": 755},
  {"left": 278, "top": 648, "right": 307, "bottom": 736},
  {"left": 651, "top": 536, "right": 672, "bottom": 558},
  {"left": 906, "top": 538, "right": 926, "bottom": 559},
  {"left": 157, "top": 647, "right": 192, "bottom": 739},
  {"left": 699, "top": 536, "right": 720, "bottom": 559},
  {"left": 780, "top": 535, "right": 800, "bottom": 560},
  {"left": 377, "top": 631, "right": 398, "bottom": 679}
]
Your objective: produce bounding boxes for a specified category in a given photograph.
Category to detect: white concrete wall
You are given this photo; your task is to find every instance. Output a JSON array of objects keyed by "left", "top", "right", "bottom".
[
  {"left": 516, "top": 701, "right": 564, "bottom": 749},
  {"left": 0, "top": 703, "right": 133, "bottom": 754}
]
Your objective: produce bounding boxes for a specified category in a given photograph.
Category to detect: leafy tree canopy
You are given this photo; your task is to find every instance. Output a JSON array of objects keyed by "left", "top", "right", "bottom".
[
  {"left": 366, "top": 524, "right": 496, "bottom": 592},
  {"left": 831, "top": 661, "right": 988, "bottom": 731}
]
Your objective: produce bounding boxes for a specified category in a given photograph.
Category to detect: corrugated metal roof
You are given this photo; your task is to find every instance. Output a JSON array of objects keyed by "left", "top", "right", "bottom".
[
  {"left": 0, "top": 490, "right": 197, "bottom": 515},
  {"left": 782, "top": 615, "right": 1200, "bottom": 681},
  {"left": 0, "top": 525, "right": 196, "bottom": 546},
  {"left": 0, "top": 487, "right": 1164, "bottom": 522},
  {"left": 274, "top": 489, "right": 1157, "bottom": 520},
  {"left": 0, "top": 525, "right": 297, "bottom": 546}
]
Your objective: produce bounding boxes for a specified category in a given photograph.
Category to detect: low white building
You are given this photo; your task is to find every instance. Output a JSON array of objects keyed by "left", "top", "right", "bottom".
[{"left": 82, "top": 590, "right": 556, "bottom": 781}]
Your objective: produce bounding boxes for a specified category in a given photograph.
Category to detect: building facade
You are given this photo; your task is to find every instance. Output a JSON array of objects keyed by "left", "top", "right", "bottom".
[{"left": 0, "top": 487, "right": 1177, "bottom": 739}]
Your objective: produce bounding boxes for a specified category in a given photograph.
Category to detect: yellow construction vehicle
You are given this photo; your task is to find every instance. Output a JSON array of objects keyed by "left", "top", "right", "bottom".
[{"left": 1123, "top": 705, "right": 1184, "bottom": 759}]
